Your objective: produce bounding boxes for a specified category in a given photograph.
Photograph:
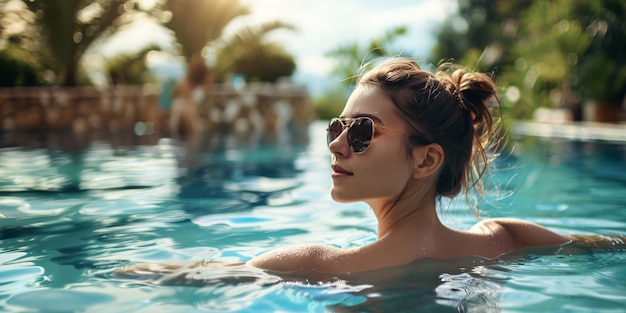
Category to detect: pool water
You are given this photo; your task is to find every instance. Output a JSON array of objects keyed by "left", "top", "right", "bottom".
[{"left": 1, "top": 121, "right": 625, "bottom": 312}]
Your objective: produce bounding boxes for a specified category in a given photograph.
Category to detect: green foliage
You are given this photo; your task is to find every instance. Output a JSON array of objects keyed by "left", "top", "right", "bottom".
[
  {"left": 431, "top": 0, "right": 532, "bottom": 71},
  {"left": 316, "top": 26, "right": 412, "bottom": 119},
  {"left": 3, "top": 0, "right": 295, "bottom": 88},
  {"left": 0, "top": 37, "right": 43, "bottom": 86},
  {"left": 515, "top": 0, "right": 591, "bottom": 81},
  {"left": 574, "top": 0, "right": 626, "bottom": 104},
  {"left": 22, "top": 0, "right": 135, "bottom": 86},
  {"left": 313, "top": 86, "right": 351, "bottom": 120},
  {"left": 105, "top": 45, "right": 159, "bottom": 85},
  {"left": 325, "top": 26, "right": 409, "bottom": 86},
  {"left": 578, "top": 57, "right": 626, "bottom": 104},
  {"left": 316, "top": 26, "right": 411, "bottom": 120},
  {"left": 216, "top": 43, "right": 295, "bottom": 82},
  {"left": 498, "top": 0, "right": 592, "bottom": 117},
  {"left": 432, "top": 0, "right": 626, "bottom": 119},
  {"left": 212, "top": 21, "right": 297, "bottom": 82}
]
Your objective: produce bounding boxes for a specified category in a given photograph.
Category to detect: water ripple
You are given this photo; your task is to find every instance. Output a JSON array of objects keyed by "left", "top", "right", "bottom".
[
  {"left": 6, "top": 289, "right": 114, "bottom": 312},
  {"left": 0, "top": 252, "right": 45, "bottom": 298}
]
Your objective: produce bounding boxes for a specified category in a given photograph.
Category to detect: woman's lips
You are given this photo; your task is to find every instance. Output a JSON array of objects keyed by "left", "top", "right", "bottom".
[{"left": 331, "top": 164, "right": 353, "bottom": 177}]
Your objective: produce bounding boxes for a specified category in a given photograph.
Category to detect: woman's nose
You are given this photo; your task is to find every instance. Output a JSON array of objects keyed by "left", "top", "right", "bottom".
[{"left": 328, "top": 127, "right": 350, "bottom": 157}]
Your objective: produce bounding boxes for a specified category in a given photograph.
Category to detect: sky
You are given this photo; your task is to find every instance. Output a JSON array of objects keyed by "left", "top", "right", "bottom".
[
  {"left": 231, "top": 0, "right": 454, "bottom": 76},
  {"left": 101, "top": 0, "right": 456, "bottom": 95}
]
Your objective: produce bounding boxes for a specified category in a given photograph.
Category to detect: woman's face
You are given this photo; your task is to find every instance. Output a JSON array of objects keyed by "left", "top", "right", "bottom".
[{"left": 329, "top": 85, "right": 414, "bottom": 206}]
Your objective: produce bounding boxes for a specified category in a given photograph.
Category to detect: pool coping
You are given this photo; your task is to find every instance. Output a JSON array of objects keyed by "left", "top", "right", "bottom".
[{"left": 511, "top": 120, "right": 626, "bottom": 142}]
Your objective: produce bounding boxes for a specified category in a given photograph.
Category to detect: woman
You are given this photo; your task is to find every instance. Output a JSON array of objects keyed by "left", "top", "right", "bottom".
[
  {"left": 246, "top": 58, "right": 571, "bottom": 273},
  {"left": 116, "top": 58, "right": 622, "bottom": 282}
]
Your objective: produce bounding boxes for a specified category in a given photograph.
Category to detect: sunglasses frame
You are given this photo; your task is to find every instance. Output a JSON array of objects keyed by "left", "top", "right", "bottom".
[{"left": 326, "top": 117, "right": 412, "bottom": 154}]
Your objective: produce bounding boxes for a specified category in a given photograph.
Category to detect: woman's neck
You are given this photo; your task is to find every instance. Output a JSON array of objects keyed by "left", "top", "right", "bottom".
[{"left": 370, "top": 188, "right": 442, "bottom": 240}]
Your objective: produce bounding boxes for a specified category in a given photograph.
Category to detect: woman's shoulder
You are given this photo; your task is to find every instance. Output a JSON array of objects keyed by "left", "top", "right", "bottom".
[
  {"left": 470, "top": 218, "right": 571, "bottom": 249},
  {"left": 247, "top": 244, "right": 357, "bottom": 273}
]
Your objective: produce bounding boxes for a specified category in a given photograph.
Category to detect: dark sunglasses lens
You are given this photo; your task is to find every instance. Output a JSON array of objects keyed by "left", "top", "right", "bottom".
[
  {"left": 327, "top": 118, "right": 343, "bottom": 146},
  {"left": 347, "top": 118, "right": 373, "bottom": 153}
]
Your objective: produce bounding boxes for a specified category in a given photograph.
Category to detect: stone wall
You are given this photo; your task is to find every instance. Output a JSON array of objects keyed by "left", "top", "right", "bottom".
[{"left": 0, "top": 82, "right": 314, "bottom": 136}]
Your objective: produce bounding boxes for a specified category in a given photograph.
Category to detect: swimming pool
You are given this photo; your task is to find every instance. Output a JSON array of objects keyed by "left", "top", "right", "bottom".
[{"left": 1, "top": 121, "right": 625, "bottom": 312}]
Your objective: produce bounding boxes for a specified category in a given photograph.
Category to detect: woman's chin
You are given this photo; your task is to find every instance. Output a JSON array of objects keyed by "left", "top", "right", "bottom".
[{"left": 329, "top": 189, "right": 357, "bottom": 203}]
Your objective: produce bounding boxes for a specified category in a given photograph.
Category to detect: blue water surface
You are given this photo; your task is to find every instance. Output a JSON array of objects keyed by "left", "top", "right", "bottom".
[{"left": 0, "top": 121, "right": 625, "bottom": 312}]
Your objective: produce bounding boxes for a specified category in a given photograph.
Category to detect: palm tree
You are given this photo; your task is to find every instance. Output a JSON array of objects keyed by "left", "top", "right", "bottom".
[
  {"left": 159, "top": 1, "right": 297, "bottom": 83},
  {"left": 161, "top": 0, "right": 250, "bottom": 63},
  {"left": 22, "top": 0, "right": 134, "bottom": 86},
  {"left": 212, "top": 21, "right": 297, "bottom": 82}
]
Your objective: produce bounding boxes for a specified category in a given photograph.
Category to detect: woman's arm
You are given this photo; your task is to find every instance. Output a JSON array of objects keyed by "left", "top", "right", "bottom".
[
  {"left": 474, "top": 218, "right": 572, "bottom": 249},
  {"left": 562, "top": 234, "right": 626, "bottom": 253},
  {"left": 478, "top": 218, "right": 626, "bottom": 254},
  {"left": 113, "top": 261, "right": 282, "bottom": 286}
]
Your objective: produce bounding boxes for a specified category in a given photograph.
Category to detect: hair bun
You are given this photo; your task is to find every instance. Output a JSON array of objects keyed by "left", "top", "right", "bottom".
[{"left": 452, "top": 70, "right": 498, "bottom": 126}]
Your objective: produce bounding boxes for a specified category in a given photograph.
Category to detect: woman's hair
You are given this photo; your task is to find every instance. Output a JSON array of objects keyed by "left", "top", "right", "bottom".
[{"left": 358, "top": 57, "right": 502, "bottom": 217}]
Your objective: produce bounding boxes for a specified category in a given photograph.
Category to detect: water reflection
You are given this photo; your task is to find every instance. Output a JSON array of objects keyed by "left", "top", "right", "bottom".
[
  {"left": 482, "top": 136, "right": 626, "bottom": 223},
  {"left": 0, "top": 124, "right": 310, "bottom": 195}
]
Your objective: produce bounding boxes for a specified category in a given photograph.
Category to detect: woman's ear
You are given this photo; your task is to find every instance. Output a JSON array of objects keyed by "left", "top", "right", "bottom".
[{"left": 411, "top": 143, "right": 444, "bottom": 179}]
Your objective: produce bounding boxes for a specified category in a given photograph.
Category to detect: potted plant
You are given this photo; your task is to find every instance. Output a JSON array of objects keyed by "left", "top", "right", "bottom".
[{"left": 575, "top": 2, "right": 626, "bottom": 122}]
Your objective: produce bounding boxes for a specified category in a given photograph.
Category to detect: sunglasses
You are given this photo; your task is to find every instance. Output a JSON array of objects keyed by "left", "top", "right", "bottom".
[{"left": 326, "top": 117, "right": 414, "bottom": 154}]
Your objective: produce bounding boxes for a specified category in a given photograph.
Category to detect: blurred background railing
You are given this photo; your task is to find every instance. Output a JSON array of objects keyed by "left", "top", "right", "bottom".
[
  {"left": 0, "top": 82, "right": 312, "bottom": 135},
  {"left": 0, "top": 86, "right": 161, "bottom": 133}
]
